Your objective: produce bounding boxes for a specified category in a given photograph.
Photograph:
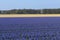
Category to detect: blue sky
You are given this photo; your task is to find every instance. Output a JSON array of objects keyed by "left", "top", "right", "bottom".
[{"left": 0, "top": 0, "right": 60, "bottom": 10}]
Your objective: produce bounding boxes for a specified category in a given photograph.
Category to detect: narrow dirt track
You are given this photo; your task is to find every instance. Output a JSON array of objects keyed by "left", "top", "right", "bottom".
[{"left": 0, "top": 14, "right": 60, "bottom": 17}]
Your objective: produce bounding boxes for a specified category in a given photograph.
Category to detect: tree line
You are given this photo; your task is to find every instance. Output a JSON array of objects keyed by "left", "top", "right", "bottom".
[{"left": 0, "top": 9, "right": 60, "bottom": 14}]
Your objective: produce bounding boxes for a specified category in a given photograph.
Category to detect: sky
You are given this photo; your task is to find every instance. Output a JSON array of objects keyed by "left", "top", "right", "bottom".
[{"left": 0, "top": 0, "right": 60, "bottom": 10}]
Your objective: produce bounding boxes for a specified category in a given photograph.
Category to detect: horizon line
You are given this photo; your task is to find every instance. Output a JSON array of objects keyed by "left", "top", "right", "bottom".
[{"left": 0, "top": 8, "right": 60, "bottom": 10}]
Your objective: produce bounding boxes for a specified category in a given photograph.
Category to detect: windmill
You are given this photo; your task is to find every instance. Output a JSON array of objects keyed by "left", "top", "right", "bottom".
[{"left": 41, "top": 9, "right": 43, "bottom": 14}]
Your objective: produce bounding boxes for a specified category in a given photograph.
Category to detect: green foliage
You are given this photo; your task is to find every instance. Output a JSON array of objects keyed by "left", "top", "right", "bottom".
[{"left": 0, "top": 9, "right": 60, "bottom": 14}]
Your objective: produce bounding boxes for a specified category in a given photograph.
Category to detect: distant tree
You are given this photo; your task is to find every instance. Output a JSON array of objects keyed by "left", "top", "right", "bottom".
[{"left": 0, "top": 9, "right": 60, "bottom": 14}]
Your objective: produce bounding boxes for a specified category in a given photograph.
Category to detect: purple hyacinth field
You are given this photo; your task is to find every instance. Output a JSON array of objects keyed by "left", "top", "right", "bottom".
[{"left": 0, "top": 17, "right": 60, "bottom": 40}]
